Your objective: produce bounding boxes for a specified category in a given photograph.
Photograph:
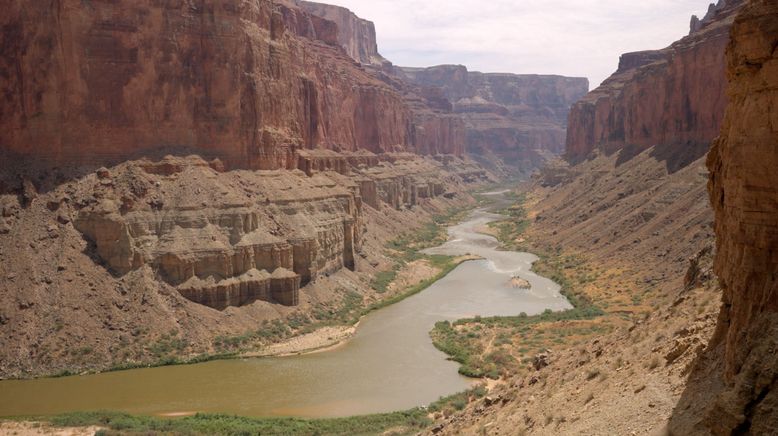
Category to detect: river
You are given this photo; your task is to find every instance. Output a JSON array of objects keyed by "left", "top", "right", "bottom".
[{"left": 0, "top": 191, "right": 571, "bottom": 418}]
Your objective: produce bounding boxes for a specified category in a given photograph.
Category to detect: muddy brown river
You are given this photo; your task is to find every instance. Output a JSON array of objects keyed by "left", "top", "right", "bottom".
[{"left": 0, "top": 191, "right": 571, "bottom": 418}]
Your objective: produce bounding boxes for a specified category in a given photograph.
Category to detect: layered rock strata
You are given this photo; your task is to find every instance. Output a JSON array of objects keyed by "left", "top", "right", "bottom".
[
  {"left": 290, "top": 0, "right": 390, "bottom": 67},
  {"left": 565, "top": 0, "right": 744, "bottom": 163},
  {"left": 0, "top": 0, "right": 465, "bottom": 174},
  {"left": 671, "top": 1, "right": 778, "bottom": 433},
  {"left": 0, "top": 152, "right": 488, "bottom": 377},
  {"left": 68, "top": 154, "right": 483, "bottom": 311},
  {"left": 398, "top": 65, "right": 588, "bottom": 172}
]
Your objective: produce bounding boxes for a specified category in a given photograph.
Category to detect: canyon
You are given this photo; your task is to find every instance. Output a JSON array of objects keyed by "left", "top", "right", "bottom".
[
  {"left": 0, "top": 0, "right": 503, "bottom": 378},
  {"left": 0, "top": 0, "right": 584, "bottom": 379},
  {"left": 0, "top": 0, "right": 776, "bottom": 434}
]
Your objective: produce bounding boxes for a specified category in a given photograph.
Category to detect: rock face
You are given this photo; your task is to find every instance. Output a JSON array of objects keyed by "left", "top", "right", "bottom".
[
  {"left": 565, "top": 0, "right": 744, "bottom": 163},
  {"left": 677, "top": 1, "right": 778, "bottom": 433},
  {"left": 0, "top": 0, "right": 465, "bottom": 173},
  {"left": 290, "top": 0, "right": 389, "bottom": 67},
  {"left": 291, "top": 3, "right": 468, "bottom": 159},
  {"left": 399, "top": 65, "right": 588, "bottom": 173}
]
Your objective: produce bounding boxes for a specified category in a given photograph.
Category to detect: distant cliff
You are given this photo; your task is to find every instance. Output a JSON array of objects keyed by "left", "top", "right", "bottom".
[
  {"left": 290, "top": 1, "right": 468, "bottom": 158},
  {"left": 565, "top": 0, "right": 744, "bottom": 163},
  {"left": 399, "top": 65, "right": 588, "bottom": 173}
]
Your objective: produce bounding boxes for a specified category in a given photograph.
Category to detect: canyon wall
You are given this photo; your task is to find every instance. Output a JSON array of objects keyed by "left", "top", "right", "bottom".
[
  {"left": 565, "top": 0, "right": 744, "bottom": 163},
  {"left": 291, "top": 2, "right": 469, "bottom": 159},
  {"left": 0, "top": 0, "right": 466, "bottom": 174},
  {"left": 671, "top": 1, "right": 778, "bottom": 433},
  {"left": 399, "top": 65, "right": 588, "bottom": 172}
]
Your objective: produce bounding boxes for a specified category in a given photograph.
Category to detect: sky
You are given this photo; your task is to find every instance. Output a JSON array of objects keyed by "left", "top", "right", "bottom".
[{"left": 323, "top": 0, "right": 713, "bottom": 89}]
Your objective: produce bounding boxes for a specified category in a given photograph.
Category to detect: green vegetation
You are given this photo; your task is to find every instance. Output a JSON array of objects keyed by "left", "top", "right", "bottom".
[
  {"left": 45, "top": 409, "right": 431, "bottom": 436},
  {"left": 427, "top": 384, "right": 488, "bottom": 415},
  {"left": 364, "top": 255, "right": 464, "bottom": 315},
  {"left": 430, "top": 192, "right": 606, "bottom": 379}
]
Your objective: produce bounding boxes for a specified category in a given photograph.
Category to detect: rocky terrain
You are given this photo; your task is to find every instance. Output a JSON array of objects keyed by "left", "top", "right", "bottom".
[
  {"left": 671, "top": 1, "right": 778, "bottom": 433},
  {"left": 399, "top": 66, "right": 589, "bottom": 174}
]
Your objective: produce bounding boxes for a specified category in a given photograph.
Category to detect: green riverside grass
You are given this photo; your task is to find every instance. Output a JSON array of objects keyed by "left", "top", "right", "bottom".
[
  {"left": 36, "top": 409, "right": 431, "bottom": 435},
  {"left": 21, "top": 385, "right": 491, "bottom": 435},
  {"left": 429, "top": 191, "right": 605, "bottom": 379}
]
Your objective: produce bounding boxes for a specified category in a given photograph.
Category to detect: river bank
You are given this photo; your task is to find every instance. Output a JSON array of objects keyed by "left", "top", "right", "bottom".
[{"left": 0, "top": 189, "right": 570, "bottom": 421}]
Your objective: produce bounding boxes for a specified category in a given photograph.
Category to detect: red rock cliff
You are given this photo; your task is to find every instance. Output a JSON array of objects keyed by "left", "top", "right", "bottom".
[
  {"left": 0, "top": 0, "right": 465, "bottom": 172},
  {"left": 291, "top": 2, "right": 467, "bottom": 157},
  {"left": 688, "top": 1, "right": 777, "bottom": 433},
  {"left": 399, "top": 65, "right": 588, "bottom": 172},
  {"left": 565, "top": 0, "right": 744, "bottom": 163},
  {"left": 290, "top": 0, "right": 389, "bottom": 67}
]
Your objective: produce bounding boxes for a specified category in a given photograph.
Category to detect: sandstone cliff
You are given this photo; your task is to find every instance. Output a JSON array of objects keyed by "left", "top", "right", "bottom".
[
  {"left": 565, "top": 0, "right": 744, "bottom": 163},
  {"left": 399, "top": 65, "right": 588, "bottom": 173},
  {"left": 671, "top": 1, "right": 778, "bottom": 433},
  {"left": 290, "top": 0, "right": 389, "bottom": 67},
  {"left": 290, "top": 2, "right": 469, "bottom": 159},
  {"left": 0, "top": 0, "right": 466, "bottom": 175}
]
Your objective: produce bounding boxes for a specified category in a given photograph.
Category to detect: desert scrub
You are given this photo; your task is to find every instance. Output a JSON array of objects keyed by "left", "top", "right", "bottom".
[
  {"left": 427, "top": 384, "right": 488, "bottom": 416},
  {"left": 45, "top": 409, "right": 431, "bottom": 436},
  {"left": 429, "top": 191, "right": 607, "bottom": 379}
]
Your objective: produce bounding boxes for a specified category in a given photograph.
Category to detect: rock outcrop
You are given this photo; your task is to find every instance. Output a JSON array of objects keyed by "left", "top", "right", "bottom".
[
  {"left": 565, "top": 0, "right": 745, "bottom": 163},
  {"left": 399, "top": 65, "right": 588, "bottom": 173},
  {"left": 0, "top": 0, "right": 467, "bottom": 175},
  {"left": 68, "top": 153, "right": 483, "bottom": 311},
  {"left": 290, "top": 3, "right": 469, "bottom": 159},
  {"left": 671, "top": 1, "right": 778, "bottom": 433}
]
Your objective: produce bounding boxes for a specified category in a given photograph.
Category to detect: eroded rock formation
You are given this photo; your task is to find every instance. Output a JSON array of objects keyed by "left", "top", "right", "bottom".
[
  {"left": 565, "top": 0, "right": 744, "bottom": 163},
  {"left": 68, "top": 154, "right": 483, "bottom": 311},
  {"left": 671, "top": 1, "right": 778, "bottom": 433},
  {"left": 399, "top": 65, "right": 588, "bottom": 173},
  {"left": 0, "top": 151, "right": 489, "bottom": 377}
]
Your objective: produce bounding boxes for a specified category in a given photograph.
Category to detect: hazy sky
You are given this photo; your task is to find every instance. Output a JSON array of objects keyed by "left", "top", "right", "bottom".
[{"left": 323, "top": 0, "right": 713, "bottom": 89}]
